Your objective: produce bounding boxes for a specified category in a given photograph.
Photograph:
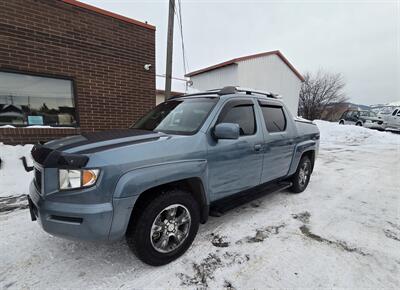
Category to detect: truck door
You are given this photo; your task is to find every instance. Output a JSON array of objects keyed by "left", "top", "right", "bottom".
[
  {"left": 258, "top": 100, "right": 296, "bottom": 182},
  {"left": 207, "top": 99, "right": 264, "bottom": 200}
]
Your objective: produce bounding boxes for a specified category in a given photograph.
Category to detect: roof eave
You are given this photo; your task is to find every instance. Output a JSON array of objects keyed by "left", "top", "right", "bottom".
[
  {"left": 61, "top": 0, "right": 156, "bottom": 31},
  {"left": 185, "top": 50, "right": 304, "bottom": 82}
]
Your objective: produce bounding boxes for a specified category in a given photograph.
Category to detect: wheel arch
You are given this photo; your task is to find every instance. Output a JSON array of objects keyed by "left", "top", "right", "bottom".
[
  {"left": 127, "top": 177, "right": 209, "bottom": 228},
  {"left": 288, "top": 140, "right": 317, "bottom": 176},
  {"left": 109, "top": 160, "right": 209, "bottom": 240},
  {"left": 301, "top": 150, "right": 316, "bottom": 172}
]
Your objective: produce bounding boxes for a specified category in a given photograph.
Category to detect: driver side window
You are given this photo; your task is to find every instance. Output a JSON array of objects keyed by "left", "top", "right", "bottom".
[{"left": 218, "top": 105, "right": 256, "bottom": 136}]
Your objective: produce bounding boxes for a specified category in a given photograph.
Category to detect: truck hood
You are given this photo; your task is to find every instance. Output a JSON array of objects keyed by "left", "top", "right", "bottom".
[{"left": 44, "top": 129, "right": 166, "bottom": 154}]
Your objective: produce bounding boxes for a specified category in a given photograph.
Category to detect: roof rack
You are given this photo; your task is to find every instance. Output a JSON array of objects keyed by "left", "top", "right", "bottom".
[
  {"left": 216, "top": 86, "right": 280, "bottom": 98},
  {"left": 169, "top": 86, "right": 280, "bottom": 100}
]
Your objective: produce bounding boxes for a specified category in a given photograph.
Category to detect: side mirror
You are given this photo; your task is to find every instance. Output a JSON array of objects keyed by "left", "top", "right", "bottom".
[{"left": 214, "top": 123, "right": 240, "bottom": 140}]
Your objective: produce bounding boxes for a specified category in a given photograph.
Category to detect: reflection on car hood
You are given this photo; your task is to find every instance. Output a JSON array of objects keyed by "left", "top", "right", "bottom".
[{"left": 44, "top": 129, "right": 166, "bottom": 154}]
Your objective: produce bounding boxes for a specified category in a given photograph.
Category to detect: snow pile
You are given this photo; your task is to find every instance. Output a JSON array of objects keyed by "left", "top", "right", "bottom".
[
  {"left": 315, "top": 120, "right": 400, "bottom": 147},
  {"left": 0, "top": 143, "right": 34, "bottom": 197}
]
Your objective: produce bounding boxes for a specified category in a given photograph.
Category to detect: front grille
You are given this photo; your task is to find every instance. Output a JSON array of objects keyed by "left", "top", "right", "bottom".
[{"left": 34, "top": 168, "right": 42, "bottom": 192}]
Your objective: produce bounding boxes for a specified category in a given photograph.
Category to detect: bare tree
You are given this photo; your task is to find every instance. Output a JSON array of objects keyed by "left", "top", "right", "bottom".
[{"left": 298, "top": 70, "right": 347, "bottom": 120}]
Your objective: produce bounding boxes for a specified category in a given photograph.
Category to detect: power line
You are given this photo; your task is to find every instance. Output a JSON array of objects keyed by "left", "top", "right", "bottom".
[
  {"left": 174, "top": 0, "right": 189, "bottom": 77},
  {"left": 156, "top": 74, "right": 186, "bottom": 82}
]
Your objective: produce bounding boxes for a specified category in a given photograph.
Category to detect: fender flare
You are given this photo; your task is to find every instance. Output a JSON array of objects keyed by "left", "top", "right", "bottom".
[
  {"left": 108, "top": 160, "right": 210, "bottom": 239},
  {"left": 287, "top": 140, "right": 317, "bottom": 176},
  {"left": 113, "top": 159, "right": 208, "bottom": 200}
]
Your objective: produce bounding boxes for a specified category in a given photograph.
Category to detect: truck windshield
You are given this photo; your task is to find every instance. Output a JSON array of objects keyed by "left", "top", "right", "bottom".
[{"left": 132, "top": 98, "right": 217, "bottom": 135}]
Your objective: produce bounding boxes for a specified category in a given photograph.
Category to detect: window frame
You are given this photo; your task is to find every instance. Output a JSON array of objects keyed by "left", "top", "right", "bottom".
[
  {"left": 258, "top": 101, "right": 287, "bottom": 133},
  {"left": 0, "top": 68, "right": 79, "bottom": 127},
  {"left": 216, "top": 99, "right": 257, "bottom": 137}
]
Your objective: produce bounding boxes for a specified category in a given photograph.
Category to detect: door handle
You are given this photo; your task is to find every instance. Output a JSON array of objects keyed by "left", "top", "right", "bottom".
[{"left": 254, "top": 144, "right": 262, "bottom": 152}]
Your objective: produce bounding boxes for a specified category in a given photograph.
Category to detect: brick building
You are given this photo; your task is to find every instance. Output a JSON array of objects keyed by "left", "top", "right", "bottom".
[{"left": 0, "top": 0, "right": 155, "bottom": 144}]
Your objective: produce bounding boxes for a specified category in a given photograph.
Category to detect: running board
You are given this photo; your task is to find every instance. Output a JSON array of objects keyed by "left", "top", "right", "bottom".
[{"left": 209, "top": 181, "right": 292, "bottom": 217}]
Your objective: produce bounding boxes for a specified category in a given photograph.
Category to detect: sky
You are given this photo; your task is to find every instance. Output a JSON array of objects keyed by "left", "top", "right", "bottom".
[{"left": 82, "top": 0, "right": 399, "bottom": 105}]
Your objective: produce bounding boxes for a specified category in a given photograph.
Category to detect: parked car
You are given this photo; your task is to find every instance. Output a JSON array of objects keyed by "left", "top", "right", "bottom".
[
  {"left": 378, "top": 107, "right": 400, "bottom": 131},
  {"left": 338, "top": 110, "right": 384, "bottom": 129},
  {"left": 28, "top": 87, "right": 319, "bottom": 266}
]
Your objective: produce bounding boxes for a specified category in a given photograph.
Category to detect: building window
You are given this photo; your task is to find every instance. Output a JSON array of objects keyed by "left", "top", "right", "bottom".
[{"left": 0, "top": 71, "right": 77, "bottom": 127}]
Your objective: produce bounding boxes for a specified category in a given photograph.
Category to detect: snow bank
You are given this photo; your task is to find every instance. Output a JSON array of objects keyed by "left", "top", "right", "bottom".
[
  {"left": 0, "top": 143, "right": 34, "bottom": 197},
  {"left": 314, "top": 120, "right": 400, "bottom": 147}
]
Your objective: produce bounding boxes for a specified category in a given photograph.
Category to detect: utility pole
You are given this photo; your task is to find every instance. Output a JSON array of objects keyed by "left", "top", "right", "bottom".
[{"left": 165, "top": 0, "right": 175, "bottom": 100}]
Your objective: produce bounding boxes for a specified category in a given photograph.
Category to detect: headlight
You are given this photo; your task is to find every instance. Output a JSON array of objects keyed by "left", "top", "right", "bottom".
[{"left": 59, "top": 169, "right": 100, "bottom": 190}]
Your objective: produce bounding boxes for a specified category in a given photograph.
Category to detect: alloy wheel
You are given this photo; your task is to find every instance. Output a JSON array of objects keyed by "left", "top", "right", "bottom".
[
  {"left": 150, "top": 204, "right": 191, "bottom": 253},
  {"left": 298, "top": 162, "right": 310, "bottom": 187}
]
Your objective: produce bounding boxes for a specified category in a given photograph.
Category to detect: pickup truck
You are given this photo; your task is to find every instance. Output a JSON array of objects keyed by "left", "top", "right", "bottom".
[{"left": 28, "top": 86, "right": 319, "bottom": 266}]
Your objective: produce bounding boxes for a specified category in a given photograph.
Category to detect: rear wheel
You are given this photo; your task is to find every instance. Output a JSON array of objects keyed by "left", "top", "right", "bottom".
[
  {"left": 289, "top": 155, "right": 312, "bottom": 193},
  {"left": 356, "top": 121, "right": 363, "bottom": 126},
  {"left": 126, "top": 189, "right": 200, "bottom": 266},
  {"left": 339, "top": 120, "right": 344, "bottom": 125}
]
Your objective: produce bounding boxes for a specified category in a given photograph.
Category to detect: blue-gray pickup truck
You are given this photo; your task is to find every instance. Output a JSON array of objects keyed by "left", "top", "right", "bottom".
[{"left": 28, "top": 86, "right": 319, "bottom": 265}]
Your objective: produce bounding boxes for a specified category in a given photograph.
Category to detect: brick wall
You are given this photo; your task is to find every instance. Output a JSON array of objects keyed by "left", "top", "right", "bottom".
[
  {"left": 0, "top": 127, "right": 80, "bottom": 144},
  {"left": 0, "top": 0, "right": 155, "bottom": 145}
]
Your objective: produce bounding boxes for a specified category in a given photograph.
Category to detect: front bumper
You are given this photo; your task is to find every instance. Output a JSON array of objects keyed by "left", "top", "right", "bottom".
[{"left": 28, "top": 181, "right": 137, "bottom": 241}]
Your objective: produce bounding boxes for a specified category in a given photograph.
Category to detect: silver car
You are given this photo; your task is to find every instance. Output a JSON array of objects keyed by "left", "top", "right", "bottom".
[{"left": 378, "top": 108, "right": 400, "bottom": 131}]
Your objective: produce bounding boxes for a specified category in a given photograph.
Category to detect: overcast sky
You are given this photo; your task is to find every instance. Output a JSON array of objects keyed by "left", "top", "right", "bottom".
[{"left": 82, "top": 0, "right": 399, "bottom": 105}]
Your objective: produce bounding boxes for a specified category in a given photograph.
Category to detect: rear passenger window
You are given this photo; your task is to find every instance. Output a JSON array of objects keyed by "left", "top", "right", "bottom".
[
  {"left": 219, "top": 105, "right": 256, "bottom": 136},
  {"left": 261, "top": 106, "right": 286, "bottom": 132},
  {"left": 393, "top": 109, "right": 398, "bottom": 116}
]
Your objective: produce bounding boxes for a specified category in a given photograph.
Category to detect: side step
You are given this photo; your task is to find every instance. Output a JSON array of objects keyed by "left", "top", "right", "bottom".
[{"left": 209, "top": 181, "right": 292, "bottom": 217}]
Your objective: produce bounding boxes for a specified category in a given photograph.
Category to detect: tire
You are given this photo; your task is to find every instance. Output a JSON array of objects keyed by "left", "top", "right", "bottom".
[
  {"left": 126, "top": 189, "right": 200, "bottom": 266},
  {"left": 289, "top": 155, "right": 312, "bottom": 193},
  {"left": 355, "top": 122, "right": 363, "bottom": 126},
  {"left": 339, "top": 120, "right": 344, "bottom": 125}
]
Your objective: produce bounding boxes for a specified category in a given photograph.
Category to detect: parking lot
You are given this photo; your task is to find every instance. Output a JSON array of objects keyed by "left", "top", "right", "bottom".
[{"left": 0, "top": 121, "right": 399, "bottom": 289}]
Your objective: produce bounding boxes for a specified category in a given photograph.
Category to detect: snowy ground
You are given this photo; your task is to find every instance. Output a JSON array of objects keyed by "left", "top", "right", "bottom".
[
  {"left": 0, "top": 121, "right": 399, "bottom": 289},
  {"left": 0, "top": 143, "right": 33, "bottom": 198}
]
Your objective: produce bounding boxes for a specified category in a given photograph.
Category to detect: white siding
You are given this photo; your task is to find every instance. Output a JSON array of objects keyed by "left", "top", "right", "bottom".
[
  {"left": 189, "top": 54, "right": 302, "bottom": 116},
  {"left": 237, "top": 54, "right": 302, "bottom": 115},
  {"left": 190, "top": 64, "right": 239, "bottom": 91}
]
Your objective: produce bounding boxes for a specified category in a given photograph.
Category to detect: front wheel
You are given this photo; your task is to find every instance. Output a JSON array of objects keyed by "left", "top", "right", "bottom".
[
  {"left": 355, "top": 121, "right": 363, "bottom": 126},
  {"left": 289, "top": 156, "right": 312, "bottom": 193},
  {"left": 126, "top": 189, "right": 200, "bottom": 266}
]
